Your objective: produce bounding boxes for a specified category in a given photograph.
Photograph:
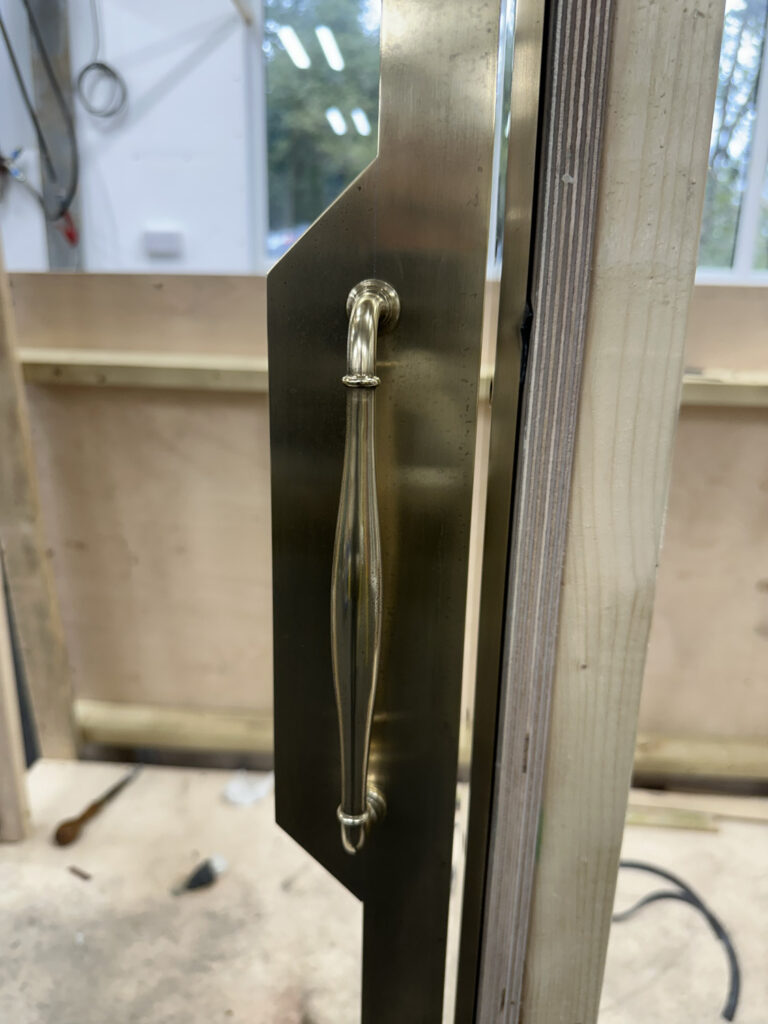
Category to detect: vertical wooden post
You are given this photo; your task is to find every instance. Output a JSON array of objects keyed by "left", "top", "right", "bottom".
[
  {"left": 474, "top": 1, "right": 615, "bottom": 1018},
  {"left": 519, "top": 1, "right": 725, "bottom": 1021},
  {"left": 0, "top": 559, "right": 31, "bottom": 840},
  {"left": 0, "top": 247, "right": 76, "bottom": 757}
]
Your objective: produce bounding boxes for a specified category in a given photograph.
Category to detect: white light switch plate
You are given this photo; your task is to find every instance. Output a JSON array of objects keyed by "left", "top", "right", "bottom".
[{"left": 143, "top": 225, "right": 184, "bottom": 259}]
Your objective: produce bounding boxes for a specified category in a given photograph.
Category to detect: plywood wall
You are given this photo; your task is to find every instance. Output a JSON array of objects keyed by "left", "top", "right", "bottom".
[
  {"left": 641, "top": 406, "right": 768, "bottom": 738},
  {"left": 640, "top": 285, "right": 768, "bottom": 741},
  {"left": 16, "top": 274, "right": 274, "bottom": 718},
  {"left": 28, "top": 385, "right": 273, "bottom": 714},
  {"left": 10, "top": 274, "right": 768, "bottom": 744}
]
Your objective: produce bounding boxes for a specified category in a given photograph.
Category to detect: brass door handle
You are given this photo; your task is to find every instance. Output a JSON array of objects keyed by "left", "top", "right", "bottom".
[{"left": 331, "top": 279, "right": 399, "bottom": 853}]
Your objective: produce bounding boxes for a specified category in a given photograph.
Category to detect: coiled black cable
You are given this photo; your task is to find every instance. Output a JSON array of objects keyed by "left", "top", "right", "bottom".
[{"left": 614, "top": 860, "right": 741, "bottom": 1021}]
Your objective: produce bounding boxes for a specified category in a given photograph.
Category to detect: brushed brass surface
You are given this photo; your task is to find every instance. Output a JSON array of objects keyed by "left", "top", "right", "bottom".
[
  {"left": 268, "top": 0, "right": 505, "bottom": 1018},
  {"left": 332, "top": 281, "right": 399, "bottom": 854}
]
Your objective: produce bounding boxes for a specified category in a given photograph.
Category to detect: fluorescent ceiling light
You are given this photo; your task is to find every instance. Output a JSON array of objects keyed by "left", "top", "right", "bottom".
[
  {"left": 315, "top": 25, "right": 344, "bottom": 71},
  {"left": 325, "top": 106, "right": 348, "bottom": 136},
  {"left": 277, "top": 25, "right": 310, "bottom": 69},
  {"left": 350, "top": 108, "right": 371, "bottom": 137}
]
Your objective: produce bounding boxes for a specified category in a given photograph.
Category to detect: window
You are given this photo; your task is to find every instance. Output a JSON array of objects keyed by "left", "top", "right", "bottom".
[
  {"left": 3, "top": 0, "right": 765, "bottom": 277},
  {"left": 698, "top": 0, "right": 768, "bottom": 280},
  {"left": 263, "top": 0, "right": 381, "bottom": 260},
  {"left": 0, "top": 0, "right": 381, "bottom": 273}
]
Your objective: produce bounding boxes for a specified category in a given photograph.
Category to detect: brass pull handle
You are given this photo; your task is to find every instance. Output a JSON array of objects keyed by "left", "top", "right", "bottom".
[{"left": 331, "top": 279, "right": 399, "bottom": 854}]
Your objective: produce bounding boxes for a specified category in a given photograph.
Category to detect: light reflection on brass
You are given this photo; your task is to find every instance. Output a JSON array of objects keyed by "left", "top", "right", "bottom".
[
  {"left": 267, "top": 0, "right": 505, "bottom": 1016},
  {"left": 331, "top": 280, "right": 399, "bottom": 853}
]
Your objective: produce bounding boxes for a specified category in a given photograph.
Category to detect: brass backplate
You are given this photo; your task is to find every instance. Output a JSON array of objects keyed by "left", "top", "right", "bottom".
[{"left": 268, "top": 1, "right": 503, "bottom": 1018}]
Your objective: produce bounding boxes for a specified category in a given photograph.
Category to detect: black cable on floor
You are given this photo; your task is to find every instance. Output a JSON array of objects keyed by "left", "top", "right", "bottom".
[{"left": 614, "top": 859, "right": 741, "bottom": 1021}]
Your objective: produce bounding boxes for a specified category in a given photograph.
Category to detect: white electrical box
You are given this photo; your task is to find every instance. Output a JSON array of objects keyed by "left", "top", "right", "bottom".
[{"left": 142, "top": 225, "right": 185, "bottom": 259}]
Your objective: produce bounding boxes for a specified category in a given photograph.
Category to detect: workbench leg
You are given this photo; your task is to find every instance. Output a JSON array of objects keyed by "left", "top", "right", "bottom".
[{"left": 0, "top": 246, "right": 76, "bottom": 758}]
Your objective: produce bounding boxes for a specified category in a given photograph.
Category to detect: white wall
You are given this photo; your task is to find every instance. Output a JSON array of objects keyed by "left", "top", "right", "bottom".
[{"left": 1, "top": 0, "right": 262, "bottom": 273}]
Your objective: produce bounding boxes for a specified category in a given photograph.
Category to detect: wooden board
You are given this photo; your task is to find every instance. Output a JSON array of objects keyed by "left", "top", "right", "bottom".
[
  {"left": 27, "top": 385, "right": 273, "bottom": 715},
  {"left": 6, "top": 318, "right": 767, "bottom": 774},
  {"left": 72, "top": 697, "right": 768, "bottom": 791},
  {"left": 17, "top": 344, "right": 754, "bottom": 406},
  {"left": 641, "top": 406, "right": 768, "bottom": 739},
  {"left": 12, "top": 286, "right": 766, "bottom": 757},
  {"left": 474, "top": 0, "right": 615, "bottom": 1016},
  {"left": 0, "top": 251, "right": 75, "bottom": 759},
  {"left": 681, "top": 368, "right": 768, "bottom": 406},
  {"left": 19, "top": 349, "right": 269, "bottom": 393},
  {"left": 9, "top": 273, "right": 267, "bottom": 357},
  {"left": 634, "top": 734, "right": 768, "bottom": 782},
  {"left": 628, "top": 786, "right": 768, "bottom": 825},
  {"left": 517, "top": 1, "right": 725, "bottom": 1022},
  {"left": 74, "top": 699, "right": 273, "bottom": 756},
  {"left": 10, "top": 275, "right": 766, "bottom": 373}
]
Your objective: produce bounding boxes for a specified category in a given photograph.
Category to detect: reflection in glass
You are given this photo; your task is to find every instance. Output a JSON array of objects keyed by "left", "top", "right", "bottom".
[
  {"left": 698, "top": 0, "right": 766, "bottom": 269},
  {"left": 491, "top": 2, "right": 517, "bottom": 267},
  {"left": 264, "top": 0, "right": 381, "bottom": 260},
  {"left": 756, "top": 153, "right": 768, "bottom": 268}
]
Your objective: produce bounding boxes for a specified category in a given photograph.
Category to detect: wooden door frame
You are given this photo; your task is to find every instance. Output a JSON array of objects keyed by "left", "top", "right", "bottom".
[{"left": 475, "top": 0, "right": 725, "bottom": 1020}]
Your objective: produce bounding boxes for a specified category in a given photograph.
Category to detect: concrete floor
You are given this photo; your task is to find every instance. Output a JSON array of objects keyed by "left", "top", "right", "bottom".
[
  {"left": 0, "top": 761, "right": 361, "bottom": 1024},
  {"left": 604, "top": 802, "right": 768, "bottom": 1024},
  {"left": 0, "top": 761, "right": 765, "bottom": 1023}
]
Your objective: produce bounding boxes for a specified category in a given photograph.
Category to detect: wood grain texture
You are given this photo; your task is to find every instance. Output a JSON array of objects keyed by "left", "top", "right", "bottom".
[
  {"left": 519, "top": 2, "right": 725, "bottom": 1022},
  {"left": 9, "top": 273, "right": 267, "bottom": 357},
  {"left": 19, "top": 349, "right": 269, "bottom": 393},
  {"left": 0, "top": 250, "right": 75, "bottom": 759},
  {"left": 475, "top": 1, "right": 615, "bottom": 1019},
  {"left": 628, "top": 786, "right": 768, "bottom": 825},
  {"left": 7, "top": 268, "right": 498, "bottom": 753},
  {"left": 75, "top": 694, "right": 768, "bottom": 788},
  {"left": 27, "top": 386, "right": 273, "bottom": 715},
  {"left": 75, "top": 698, "right": 273, "bottom": 755},
  {"left": 18, "top": 342, "right": 747, "bottom": 404},
  {"left": 681, "top": 368, "right": 768, "bottom": 406},
  {"left": 16, "top": 301, "right": 766, "bottom": 758},
  {"left": 634, "top": 733, "right": 768, "bottom": 782},
  {"left": 10, "top": 276, "right": 739, "bottom": 407},
  {"left": 11, "top": 274, "right": 766, "bottom": 373},
  {"left": 9, "top": 270, "right": 494, "bottom": 380},
  {"left": 0, "top": 561, "right": 30, "bottom": 841}
]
